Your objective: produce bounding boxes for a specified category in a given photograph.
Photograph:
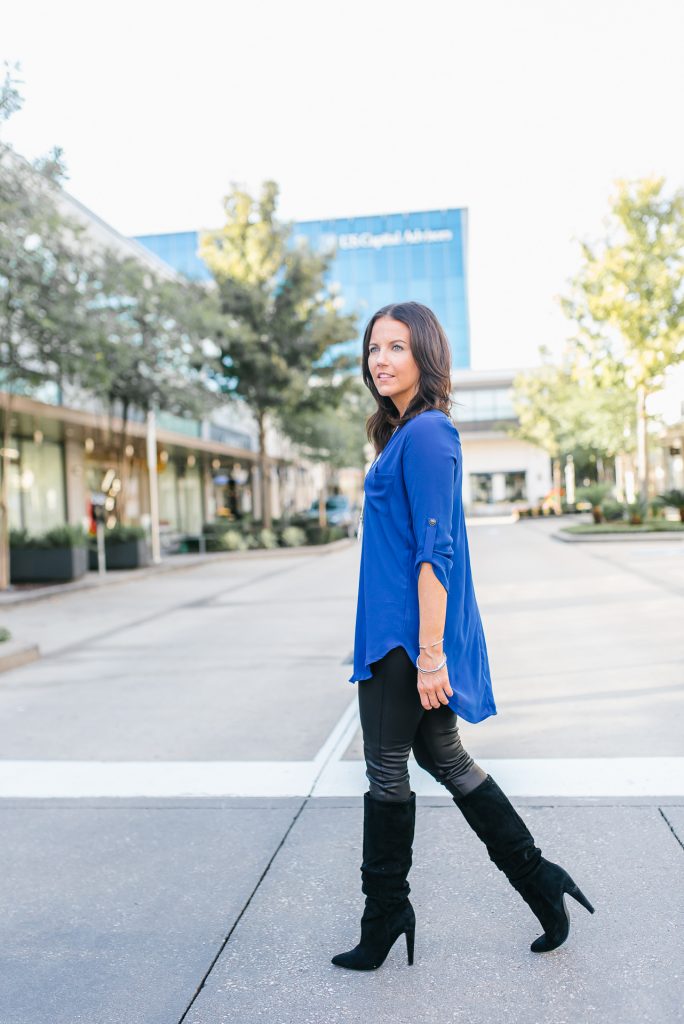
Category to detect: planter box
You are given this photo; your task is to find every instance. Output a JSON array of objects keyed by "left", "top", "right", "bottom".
[
  {"left": 10, "top": 545, "right": 89, "bottom": 583},
  {"left": 89, "top": 539, "right": 150, "bottom": 571}
]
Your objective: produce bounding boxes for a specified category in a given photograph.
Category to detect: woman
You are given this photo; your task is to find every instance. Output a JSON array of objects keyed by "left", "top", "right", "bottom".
[{"left": 331, "top": 301, "right": 594, "bottom": 971}]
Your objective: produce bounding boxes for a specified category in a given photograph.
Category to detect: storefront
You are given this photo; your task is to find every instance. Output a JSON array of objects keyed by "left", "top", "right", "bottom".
[
  {"left": 157, "top": 455, "right": 203, "bottom": 535},
  {"left": 1, "top": 433, "right": 66, "bottom": 534}
]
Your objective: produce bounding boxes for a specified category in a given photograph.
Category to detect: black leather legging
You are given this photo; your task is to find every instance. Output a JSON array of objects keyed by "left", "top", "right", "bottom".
[{"left": 358, "top": 645, "right": 487, "bottom": 802}]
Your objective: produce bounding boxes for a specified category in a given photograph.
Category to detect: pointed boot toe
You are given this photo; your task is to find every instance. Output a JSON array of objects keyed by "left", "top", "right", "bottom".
[
  {"left": 452, "top": 775, "right": 595, "bottom": 953},
  {"left": 332, "top": 791, "right": 417, "bottom": 970},
  {"left": 331, "top": 897, "right": 415, "bottom": 970}
]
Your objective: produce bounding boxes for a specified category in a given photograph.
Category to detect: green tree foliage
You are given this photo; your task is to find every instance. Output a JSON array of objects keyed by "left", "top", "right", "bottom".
[
  {"left": 511, "top": 344, "right": 636, "bottom": 461},
  {"left": 199, "top": 180, "right": 359, "bottom": 527},
  {"left": 0, "top": 64, "right": 224, "bottom": 579},
  {"left": 0, "top": 149, "right": 99, "bottom": 398},
  {"left": 510, "top": 342, "right": 637, "bottom": 505},
  {"left": 90, "top": 251, "right": 224, "bottom": 520},
  {"left": 95, "top": 252, "right": 221, "bottom": 424},
  {"left": 0, "top": 64, "right": 110, "bottom": 585},
  {"left": 280, "top": 377, "right": 372, "bottom": 470},
  {"left": 276, "top": 377, "right": 373, "bottom": 523},
  {"left": 561, "top": 177, "right": 684, "bottom": 499}
]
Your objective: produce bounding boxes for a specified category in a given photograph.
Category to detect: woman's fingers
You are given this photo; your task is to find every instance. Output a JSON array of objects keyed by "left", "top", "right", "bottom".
[
  {"left": 417, "top": 682, "right": 435, "bottom": 710},
  {"left": 418, "top": 676, "right": 452, "bottom": 709},
  {"left": 418, "top": 669, "right": 454, "bottom": 710}
]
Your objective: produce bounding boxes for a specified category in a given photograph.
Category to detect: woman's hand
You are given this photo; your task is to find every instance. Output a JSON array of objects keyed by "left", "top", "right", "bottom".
[{"left": 417, "top": 653, "right": 453, "bottom": 710}]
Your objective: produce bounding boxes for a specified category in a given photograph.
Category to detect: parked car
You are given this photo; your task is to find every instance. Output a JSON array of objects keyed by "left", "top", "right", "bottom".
[{"left": 305, "top": 495, "right": 357, "bottom": 536}]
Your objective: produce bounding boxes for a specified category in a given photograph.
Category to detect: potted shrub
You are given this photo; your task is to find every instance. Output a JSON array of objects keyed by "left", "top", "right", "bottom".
[
  {"left": 599, "top": 499, "right": 625, "bottom": 522},
  {"left": 256, "top": 528, "right": 279, "bottom": 549},
  {"left": 575, "top": 484, "right": 612, "bottom": 523},
  {"left": 220, "top": 530, "right": 249, "bottom": 552},
  {"left": 90, "top": 524, "right": 150, "bottom": 570},
  {"left": 280, "top": 526, "right": 307, "bottom": 547},
  {"left": 10, "top": 525, "right": 89, "bottom": 582},
  {"left": 658, "top": 489, "right": 684, "bottom": 522},
  {"left": 626, "top": 498, "right": 649, "bottom": 525},
  {"left": 304, "top": 523, "right": 347, "bottom": 545}
]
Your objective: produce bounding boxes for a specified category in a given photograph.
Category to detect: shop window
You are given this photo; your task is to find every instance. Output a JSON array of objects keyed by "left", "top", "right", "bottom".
[
  {"left": 470, "top": 473, "right": 493, "bottom": 503},
  {"left": 0, "top": 437, "right": 66, "bottom": 533},
  {"left": 505, "top": 471, "right": 527, "bottom": 500}
]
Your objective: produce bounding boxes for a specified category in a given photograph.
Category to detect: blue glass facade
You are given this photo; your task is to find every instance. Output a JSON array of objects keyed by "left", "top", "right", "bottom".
[{"left": 134, "top": 207, "right": 470, "bottom": 368}]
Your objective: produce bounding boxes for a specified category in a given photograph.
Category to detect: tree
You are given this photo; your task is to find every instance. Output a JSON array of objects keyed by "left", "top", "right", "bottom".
[
  {"left": 561, "top": 177, "right": 684, "bottom": 500},
  {"left": 278, "top": 377, "right": 372, "bottom": 524},
  {"left": 0, "top": 66, "right": 110, "bottom": 586},
  {"left": 0, "top": 64, "right": 223, "bottom": 582},
  {"left": 509, "top": 344, "right": 636, "bottom": 508},
  {"left": 90, "top": 251, "right": 224, "bottom": 523},
  {"left": 198, "top": 180, "right": 358, "bottom": 529}
]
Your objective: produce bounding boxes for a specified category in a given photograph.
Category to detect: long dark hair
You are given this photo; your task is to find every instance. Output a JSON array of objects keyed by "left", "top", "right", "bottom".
[{"left": 362, "top": 301, "right": 453, "bottom": 455}]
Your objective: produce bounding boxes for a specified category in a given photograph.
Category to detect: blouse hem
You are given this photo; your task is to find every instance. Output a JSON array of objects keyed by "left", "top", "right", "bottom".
[{"left": 348, "top": 642, "right": 497, "bottom": 726}]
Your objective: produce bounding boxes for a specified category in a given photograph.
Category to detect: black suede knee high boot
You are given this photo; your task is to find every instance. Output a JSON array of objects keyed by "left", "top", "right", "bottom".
[
  {"left": 452, "top": 774, "right": 595, "bottom": 952},
  {"left": 331, "top": 790, "right": 416, "bottom": 970}
]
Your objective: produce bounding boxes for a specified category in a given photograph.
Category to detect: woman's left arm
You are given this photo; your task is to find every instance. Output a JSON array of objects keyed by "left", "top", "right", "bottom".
[
  {"left": 402, "top": 415, "right": 459, "bottom": 710},
  {"left": 417, "top": 563, "right": 453, "bottom": 710}
]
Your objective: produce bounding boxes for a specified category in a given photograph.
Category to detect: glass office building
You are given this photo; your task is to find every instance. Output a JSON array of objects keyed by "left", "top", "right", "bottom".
[{"left": 134, "top": 207, "right": 471, "bottom": 368}]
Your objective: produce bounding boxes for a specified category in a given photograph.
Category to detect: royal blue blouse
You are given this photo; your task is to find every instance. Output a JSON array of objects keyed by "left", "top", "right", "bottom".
[{"left": 348, "top": 408, "right": 497, "bottom": 724}]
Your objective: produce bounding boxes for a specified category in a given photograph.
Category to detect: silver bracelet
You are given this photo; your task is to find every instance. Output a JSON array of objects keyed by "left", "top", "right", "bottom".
[
  {"left": 416, "top": 654, "right": 447, "bottom": 673},
  {"left": 419, "top": 636, "right": 444, "bottom": 649}
]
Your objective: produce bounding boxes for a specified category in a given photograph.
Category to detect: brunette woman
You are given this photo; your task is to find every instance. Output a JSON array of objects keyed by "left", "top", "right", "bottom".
[{"left": 332, "top": 302, "right": 594, "bottom": 971}]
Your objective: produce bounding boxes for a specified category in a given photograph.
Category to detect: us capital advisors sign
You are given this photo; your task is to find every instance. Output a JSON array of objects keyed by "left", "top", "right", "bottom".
[{"left": 324, "top": 228, "right": 454, "bottom": 252}]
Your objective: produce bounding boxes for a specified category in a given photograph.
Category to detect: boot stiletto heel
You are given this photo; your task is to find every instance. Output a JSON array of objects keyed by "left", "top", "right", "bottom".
[
  {"left": 452, "top": 774, "right": 596, "bottom": 954},
  {"left": 332, "top": 791, "right": 417, "bottom": 971},
  {"left": 405, "top": 925, "right": 415, "bottom": 965},
  {"left": 567, "top": 882, "right": 595, "bottom": 914}
]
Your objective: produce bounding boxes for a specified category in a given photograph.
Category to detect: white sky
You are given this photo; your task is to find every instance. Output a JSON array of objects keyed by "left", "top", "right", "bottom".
[{"left": 3, "top": 0, "right": 684, "bottom": 373}]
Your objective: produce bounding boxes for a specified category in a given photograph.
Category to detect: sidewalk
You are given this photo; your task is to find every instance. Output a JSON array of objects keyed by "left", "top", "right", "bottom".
[
  {"left": 1, "top": 793, "right": 682, "bottom": 1024},
  {"left": 0, "top": 535, "right": 356, "bottom": 608},
  {"left": 0, "top": 520, "right": 681, "bottom": 1023}
]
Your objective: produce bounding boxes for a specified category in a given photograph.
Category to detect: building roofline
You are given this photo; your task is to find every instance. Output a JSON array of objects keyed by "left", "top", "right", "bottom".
[
  {"left": 60, "top": 189, "right": 179, "bottom": 275},
  {"left": 292, "top": 206, "right": 467, "bottom": 227},
  {"left": 2, "top": 144, "right": 178, "bottom": 279}
]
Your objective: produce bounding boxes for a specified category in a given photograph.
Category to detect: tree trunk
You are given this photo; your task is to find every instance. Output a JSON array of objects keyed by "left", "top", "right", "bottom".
[
  {"left": 614, "top": 452, "right": 625, "bottom": 502},
  {"left": 636, "top": 384, "right": 649, "bottom": 501},
  {"left": 257, "top": 412, "right": 271, "bottom": 531}
]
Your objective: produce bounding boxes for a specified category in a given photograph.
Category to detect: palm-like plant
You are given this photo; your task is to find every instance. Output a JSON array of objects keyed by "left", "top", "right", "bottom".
[
  {"left": 576, "top": 483, "right": 612, "bottom": 523},
  {"left": 657, "top": 490, "right": 684, "bottom": 522},
  {"left": 626, "top": 497, "right": 649, "bottom": 525}
]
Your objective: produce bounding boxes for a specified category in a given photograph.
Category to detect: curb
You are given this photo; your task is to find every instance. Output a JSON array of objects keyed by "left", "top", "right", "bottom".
[
  {"left": 0, "top": 536, "right": 358, "bottom": 609},
  {"left": 0, "top": 640, "right": 41, "bottom": 674},
  {"left": 552, "top": 529, "right": 684, "bottom": 543}
]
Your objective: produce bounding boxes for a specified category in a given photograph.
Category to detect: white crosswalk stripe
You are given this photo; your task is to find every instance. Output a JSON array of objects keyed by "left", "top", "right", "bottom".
[
  {"left": 2, "top": 698, "right": 683, "bottom": 799},
  {"left": 1, "top": 757, "right": 682, "bottom": 798}
]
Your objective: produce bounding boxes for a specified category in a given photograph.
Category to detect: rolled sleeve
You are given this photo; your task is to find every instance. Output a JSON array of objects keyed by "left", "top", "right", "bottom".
[{"left": 402, "top": 413, "right": 458, "bottom": 594}]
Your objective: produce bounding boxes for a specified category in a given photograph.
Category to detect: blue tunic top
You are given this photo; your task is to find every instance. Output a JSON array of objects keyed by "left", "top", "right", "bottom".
[{"left": 348, "top": 408, "right": 497, "bottom": 724}]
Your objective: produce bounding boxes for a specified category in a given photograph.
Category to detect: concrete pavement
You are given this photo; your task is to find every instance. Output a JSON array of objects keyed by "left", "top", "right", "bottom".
[{"left": 0, "top": 517, "right": 682, "bottom": 1023}]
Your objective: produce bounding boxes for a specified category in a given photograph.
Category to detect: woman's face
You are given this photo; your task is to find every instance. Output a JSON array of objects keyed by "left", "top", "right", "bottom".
[{"left": 368, "top": 316, "right": 420, "bottom": 416}]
